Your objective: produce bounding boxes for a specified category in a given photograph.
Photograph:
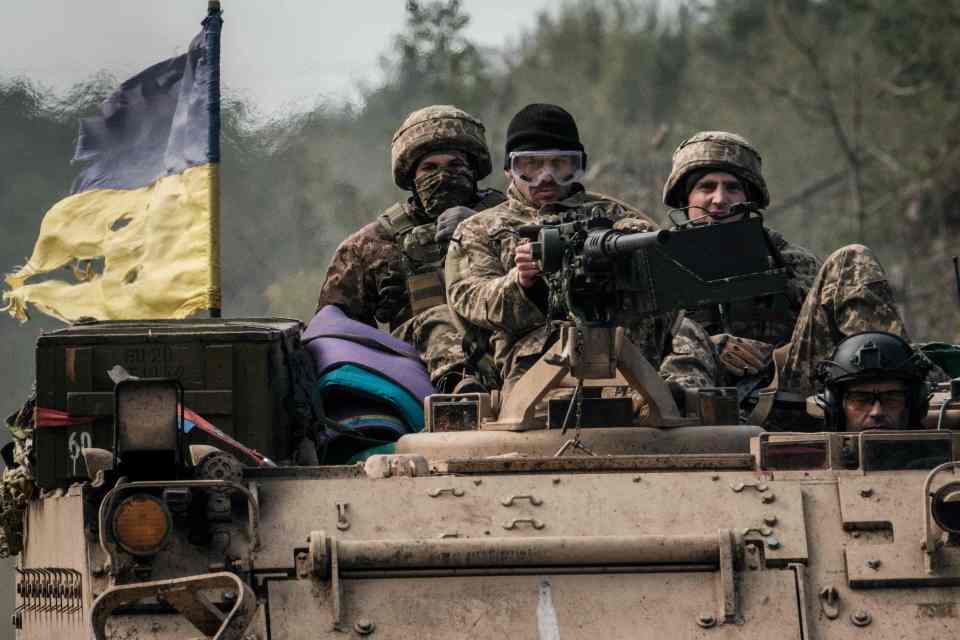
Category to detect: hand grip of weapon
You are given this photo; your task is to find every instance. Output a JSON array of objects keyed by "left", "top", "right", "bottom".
[
  {"left": 517, "top": 224, "right": 542, "bottom": 240},
  {"left": 516, "top": 224, "right": 547, "bottom": 265}
]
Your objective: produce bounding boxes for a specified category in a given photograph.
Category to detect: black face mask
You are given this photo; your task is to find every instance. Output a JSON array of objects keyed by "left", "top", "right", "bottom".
[{"left": 414, "top": 165, "right": 476, "bottom": 218}]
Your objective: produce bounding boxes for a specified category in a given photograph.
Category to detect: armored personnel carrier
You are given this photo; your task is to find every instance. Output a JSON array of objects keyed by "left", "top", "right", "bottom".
[{"left": 7, "top": 216, "right": 960, "bottom": 639}]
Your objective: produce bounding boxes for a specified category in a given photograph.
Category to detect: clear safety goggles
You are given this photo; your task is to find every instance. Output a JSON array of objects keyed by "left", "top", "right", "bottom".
[{"left": 508, "top": 150, "right": 584, "bottom": 186}]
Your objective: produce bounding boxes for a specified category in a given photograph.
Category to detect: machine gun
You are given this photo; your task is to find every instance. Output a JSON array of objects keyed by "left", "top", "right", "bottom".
[
  {"left": 474, "top": 205, "right": 791, "bottom": 431},
  {"left": 523, "top": 204, "right": 789, "bottom": 326}
]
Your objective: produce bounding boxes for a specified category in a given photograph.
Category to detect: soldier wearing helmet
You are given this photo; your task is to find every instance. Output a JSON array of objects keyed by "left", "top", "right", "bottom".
[
  {"left": 815, "top": 332, "right": 932, "bottom": 431},
  {"left": 660, "top": 132, "right": 920, "bottom": 428},
  {"left": 662, "top": 132, "right": 822, "bottom": 386},
  {"left": 446, "top": 104, "right": 718, "bottom": 396},
  {"left": 317, "top": 105, "right": 505, "bottom": 391}
]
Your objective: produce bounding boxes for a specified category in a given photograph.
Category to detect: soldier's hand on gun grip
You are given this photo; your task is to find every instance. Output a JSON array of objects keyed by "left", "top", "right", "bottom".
[
  {"left": 514, "top": 242, "right": 541, "bottom": 288},
  {"left": 711, "top": 334, "right": 773, "bottom": 378},
  {"left": 374, "top": 273, "right": 408, "bottom": 324},
  {"left": 434, "top": 206, "right": 477, "bottom": 244}
]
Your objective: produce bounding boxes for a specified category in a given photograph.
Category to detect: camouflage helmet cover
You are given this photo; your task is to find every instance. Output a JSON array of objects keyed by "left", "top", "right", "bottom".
[
  {"left": 391, "top": 105, "right": 493, "bottom": 190},
  {"left": 662, "top": 131, "right": 770, "bottom": 209}
]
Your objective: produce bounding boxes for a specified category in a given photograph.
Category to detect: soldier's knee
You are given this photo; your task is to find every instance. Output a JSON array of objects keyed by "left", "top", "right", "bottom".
[
  {"left": 821, "top": 243, "right": 883, "bottom": 278},
  {"left": 824, "top": 243, "right": 871, "bottom": 265}
]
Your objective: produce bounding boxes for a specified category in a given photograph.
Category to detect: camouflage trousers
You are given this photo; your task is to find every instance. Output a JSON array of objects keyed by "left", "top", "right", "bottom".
[
  {"left": 779, "top": 243, "right": 906, "bottom": 399},
  {"left": 393, "top": 304, "right": 466, "bottom": 389}
]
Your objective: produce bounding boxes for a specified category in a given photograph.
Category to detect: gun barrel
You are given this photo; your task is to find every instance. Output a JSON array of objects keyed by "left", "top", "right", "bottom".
[{"left": 585, "top": 228, "right": 670, "bottom": 259}]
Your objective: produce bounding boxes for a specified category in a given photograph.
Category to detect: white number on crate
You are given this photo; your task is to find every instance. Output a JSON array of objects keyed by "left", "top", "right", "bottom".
[{"left": 68, "top": 431, "right": 93, "bottom": 476}]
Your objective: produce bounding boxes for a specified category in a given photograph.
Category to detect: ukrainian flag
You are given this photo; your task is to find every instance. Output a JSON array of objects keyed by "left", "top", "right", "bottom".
[{"left": 3, "top": 11, "right": 222, "bottom": 322}]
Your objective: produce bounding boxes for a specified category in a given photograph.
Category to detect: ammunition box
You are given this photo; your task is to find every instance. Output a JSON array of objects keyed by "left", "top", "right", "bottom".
[{"left": 34, "top": 318, "right": 307, "bottom": 488}]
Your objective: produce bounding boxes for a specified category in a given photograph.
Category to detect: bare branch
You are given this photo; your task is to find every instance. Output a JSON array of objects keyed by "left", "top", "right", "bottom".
[
  {"left": 751, "top": 77, "right": 830, "bottom": 123},
  {"left": 770, "top": 3, "right": 857, "bottom": 165},
  {"left": 877, "top": 79, "right": 933, "bottom": 98},
  {"left": 770, "top": 165, "right": 851, "bottom": 214},
  {"left": 771, "top": 1, "right": 866, "bottom": 237},
  {"left": 862, "top": 143, "right": 907, "bottom": 175}
]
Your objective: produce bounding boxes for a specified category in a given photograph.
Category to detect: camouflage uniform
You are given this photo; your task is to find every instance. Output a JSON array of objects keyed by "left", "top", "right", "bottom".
[
  {"left": 661, "top": 316, "right": 721, "bottom": 390},
  {"left": 317, "top": 191, "right": 505, "bottom": 332},
  {"left": 447, "top": 183, "right": 716, "bottom": 393},
  {"left": 779, "top": 243, "right": 907, "bottom": 399},
  {"left": 317, "top": 106, "right": 505, "bottom": 386}
]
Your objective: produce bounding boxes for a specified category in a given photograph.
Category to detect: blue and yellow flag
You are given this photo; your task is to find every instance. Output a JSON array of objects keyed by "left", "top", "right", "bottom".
[{"left": 3, "top": 12, "right": 222, "bottom": 322}]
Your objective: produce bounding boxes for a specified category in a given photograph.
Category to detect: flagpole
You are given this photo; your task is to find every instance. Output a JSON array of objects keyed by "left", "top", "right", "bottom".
[{"left": 204, "top": 0, "right": 223, "bottom": 318}]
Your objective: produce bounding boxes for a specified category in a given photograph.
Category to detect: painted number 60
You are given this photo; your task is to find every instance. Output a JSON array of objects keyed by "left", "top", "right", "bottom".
[{"left": 68, "top": 431, "right": 93, "bottom": 475}]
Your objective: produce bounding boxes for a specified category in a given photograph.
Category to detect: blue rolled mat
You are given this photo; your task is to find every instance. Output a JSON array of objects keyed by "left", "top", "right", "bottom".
[{"left": 315, "top": 364, "right": 425, "bottom": 433}]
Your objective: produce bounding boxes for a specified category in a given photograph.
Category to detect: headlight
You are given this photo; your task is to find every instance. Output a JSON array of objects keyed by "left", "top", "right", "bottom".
[{"left": 112, "top": 493, "right": 172, "bottom": 556}]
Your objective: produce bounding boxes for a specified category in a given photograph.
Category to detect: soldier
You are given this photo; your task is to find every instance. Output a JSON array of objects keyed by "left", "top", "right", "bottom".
[
  {"left": 661, "top": 131, "right": 915, "bottom": 426},
  {"left": 317, "top": 105, "right": 505, "bottom": 392},
  {"left": 814, "top": 332, "right": 932, "bottom": 431},
  {"left": 446, "top": 103, "right": 717, "bottom": 397},
  {"left": 776, "top": 243, "right": 912, "bottom": 401},
  {"left": 662, "top": 131, "right": 822, "bottom": 384}
]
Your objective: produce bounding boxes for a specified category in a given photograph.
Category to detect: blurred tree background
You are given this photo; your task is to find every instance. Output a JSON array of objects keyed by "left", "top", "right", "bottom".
[{"left": 2, "top": 0, "right": 959, "bottom": 398}]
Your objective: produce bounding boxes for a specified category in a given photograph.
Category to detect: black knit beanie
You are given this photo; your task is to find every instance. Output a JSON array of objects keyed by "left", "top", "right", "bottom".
[{"left": 503, "top": 103, "right": 587, "bottom": 169}]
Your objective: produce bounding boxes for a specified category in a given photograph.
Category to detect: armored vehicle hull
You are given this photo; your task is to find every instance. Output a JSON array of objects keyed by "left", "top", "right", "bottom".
[
  {"left": 9, "top": 318, "right": 960, "bottom": 639},
  {"left": 15, "top": 431, "right": 960, "bottom": 639}
]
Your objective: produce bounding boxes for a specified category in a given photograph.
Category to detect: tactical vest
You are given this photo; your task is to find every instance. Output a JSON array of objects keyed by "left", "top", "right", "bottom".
[{"left": 377, "top": 190, "right": 504, "bottom": 316}]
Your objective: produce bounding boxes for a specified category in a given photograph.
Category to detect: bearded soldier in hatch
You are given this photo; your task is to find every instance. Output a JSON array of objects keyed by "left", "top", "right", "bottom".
[{"left": 317, "top": 105, "right": 505, "bottom": 391}]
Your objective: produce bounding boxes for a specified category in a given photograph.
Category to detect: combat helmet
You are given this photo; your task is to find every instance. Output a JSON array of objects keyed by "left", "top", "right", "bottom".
[
  {"left": 662, "top": 131, "right": 770, "bottom": 209},
  {"left": 391, "top": 105, "right": 493, "bottom": 190},
  {"left": 815, "top": 331, "right": 932, "bottom": 430}
]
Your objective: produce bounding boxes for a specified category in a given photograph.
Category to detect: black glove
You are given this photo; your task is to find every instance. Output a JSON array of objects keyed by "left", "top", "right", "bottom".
[
  {"left": 374, "top": 272, "right": 407, "bottom": 324},
  {"left": 434, "top": 206, "right": 477, "bottom": 244}
]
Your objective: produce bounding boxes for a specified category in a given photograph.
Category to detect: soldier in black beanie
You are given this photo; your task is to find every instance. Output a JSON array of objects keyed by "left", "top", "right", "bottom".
[
  {"left": 444, "top": 103, "right": 718, "bottom": 398},
  {"left": 500, "top": 103, "right": 587, "bottom": 210}
]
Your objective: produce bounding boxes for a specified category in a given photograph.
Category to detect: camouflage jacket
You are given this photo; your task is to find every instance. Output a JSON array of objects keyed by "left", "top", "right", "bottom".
[
  {"left": 317, "top": 189, "right": 505, "bottom": 332},
  {"left": 447, "top": 183, "right": 702, "bottom": 377},
  {"left": 686, "top": 227, "right": 821, "bottom": 346}
]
